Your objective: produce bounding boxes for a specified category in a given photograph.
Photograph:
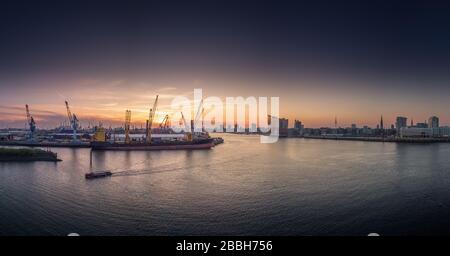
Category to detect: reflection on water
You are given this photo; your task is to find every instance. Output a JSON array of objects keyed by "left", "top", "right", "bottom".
[{"left": 1, "top": 134, "right": 450, "bottom": 235}]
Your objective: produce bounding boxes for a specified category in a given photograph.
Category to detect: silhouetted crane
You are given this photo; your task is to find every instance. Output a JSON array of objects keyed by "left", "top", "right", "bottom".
[
  {"left": 65, "top": 100, "right": 79, "bottom": 142},
  {"left": 146, "top": 95, "right": 159, "bottom": 143},
  {"left": 25, "top": 104, "right": 36, "bottom": 141},
  {"left": 125, "top": 110, "right": 131, "bottom": 144}
]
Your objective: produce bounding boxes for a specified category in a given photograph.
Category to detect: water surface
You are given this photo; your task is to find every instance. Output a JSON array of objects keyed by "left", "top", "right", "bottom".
[{"left": 1, "top": 134, "right": 450, "bottom": 235}]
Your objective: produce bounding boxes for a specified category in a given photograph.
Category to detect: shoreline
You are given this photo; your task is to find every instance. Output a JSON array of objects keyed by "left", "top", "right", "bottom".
[
  {"left": 0, "top": 148, "right": 61, "bottom": 162},
  {"left": 302, "top": 136, "right": 450, "bottom": 143},
  {"left": 0, "top": 141, "right": 90, "bottom": 148}
]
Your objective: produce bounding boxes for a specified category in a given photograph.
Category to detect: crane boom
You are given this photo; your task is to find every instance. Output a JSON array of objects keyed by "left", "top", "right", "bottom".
[
  {"left": 181, "top": 111, "right": 193, "bottom": 141},
  {"left": 65, "top": 100, "right": 78, "bottom": 142},
  {"left": 181, "top": 112, "right": 189, "bottom": 131},
  {"left": 146, "top": 95, "right": 159, "bottom": 143},
  {"left": 25, "top": 104, "right": 31, "bottom": 123},
  {"left": 124, "top": 110, "right": 131, "bottom": 144},
  {"left": 194, "top": 99, "right": 204, "bottom": 131},
  {"left": 201, "top": 105, "right": 215, "bottom": 131},
  {"left": 159, "top": 114, "right": 169, "bottom": 129},
  {"left": 25, "top": 104, "right": 36, "bottom": 140},
  {"left": 65, "top": 101, "right": 73, "bottom": 123}
]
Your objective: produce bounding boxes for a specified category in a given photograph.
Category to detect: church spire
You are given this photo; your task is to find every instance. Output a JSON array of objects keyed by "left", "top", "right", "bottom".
[{"left": 380, "top": 115, "right": 384, "bottom": 130}]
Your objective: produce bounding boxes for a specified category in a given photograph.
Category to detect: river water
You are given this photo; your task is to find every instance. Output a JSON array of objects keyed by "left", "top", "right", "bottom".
[{"left": 1, "top": 134, "right": 450, "bottom": 235}]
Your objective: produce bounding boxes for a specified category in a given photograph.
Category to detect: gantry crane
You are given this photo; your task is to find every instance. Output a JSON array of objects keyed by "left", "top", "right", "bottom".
[
  {"left": 25, "top": 104, "right": 36, "bottom": 141},
  {"left": 124, "top": 110, "right": 131, "bottom": 144},
  {"left": 146, "top": 95, "right": 159, "bottom": 143},
  {"left": 65, "top": 100, "right": 79, "bottom": 142}
]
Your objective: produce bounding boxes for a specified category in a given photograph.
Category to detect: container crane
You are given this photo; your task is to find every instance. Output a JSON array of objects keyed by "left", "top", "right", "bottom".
[
  {"left": 124, "top": 110, "right": 131, "bottom": 144},
  {"left": 146, "top": 95, "right": 159, "bottom": 143},
  {"left": 181, "top": 111, "right": 193, "bottom": 141},
  {"left": 65, "top": 100, "right": 79, "bottom": 142},
  {"left": 25, "top": 104, "right": 36, "bottom": 141}
]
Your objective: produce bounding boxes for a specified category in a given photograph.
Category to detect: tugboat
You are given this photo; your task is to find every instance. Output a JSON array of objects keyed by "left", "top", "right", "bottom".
[
  {"left": 212, "top": 137, "right": 224, "bottom": 145},
  {"left": 85, "top": 171, "right": 112, "bottom": 179}
]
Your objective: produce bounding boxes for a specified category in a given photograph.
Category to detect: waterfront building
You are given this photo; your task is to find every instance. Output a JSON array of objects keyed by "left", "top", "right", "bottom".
[
  {"left": 439, "top": 126, "right": 450, "bottom": 137},
  {"left": 267, "top": 116, "right": 289, "bottom": 137},
  {"left": 294, "top": 120, "right": 304, "bottom": 130},
  {"left": 399, "top": 127, "right": 433, "bottom": 138},
  {"left": 287, "top": 128, "right": 300, "bottom": 137},
  {"left": 428, "top": 116, "right": 439, "bottom": 128},
  {"left": 416, "top": 122, "right": 428, "bottom": 128},
  {"left": 279, "top": 118, "right": 289, "bottom": 137},
  {"left": 396, "top": 116, "right": 408, "bottom": 132},
  {"left": 362, "top": 126, "right": 372, "bottom": 136},
  {"left": 251, "top": 123, "right": 257, "bottom": 133},
  {"left": 294, "top": 120, "right": 304, "bottom": 136}
]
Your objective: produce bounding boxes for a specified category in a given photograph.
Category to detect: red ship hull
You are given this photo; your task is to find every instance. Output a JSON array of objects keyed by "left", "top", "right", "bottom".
[{"left": 90, "top": 139, "right": 214, "bottom": 151}]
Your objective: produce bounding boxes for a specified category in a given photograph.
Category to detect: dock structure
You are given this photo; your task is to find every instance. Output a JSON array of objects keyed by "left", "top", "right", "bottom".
[
  {"left": 0, "top": 141, "right": 91, "bottom": 148},
  {"left": 303, "top": 136, "right": 450, "bottom": 143}
]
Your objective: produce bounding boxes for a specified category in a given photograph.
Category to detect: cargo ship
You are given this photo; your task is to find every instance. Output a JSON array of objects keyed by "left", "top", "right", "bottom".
[
  {"left": 90, "top": 138, "right": 215, "bottom": 151},
  {"left": 89, "top": 114, "right": 220, "bottom": 150}
]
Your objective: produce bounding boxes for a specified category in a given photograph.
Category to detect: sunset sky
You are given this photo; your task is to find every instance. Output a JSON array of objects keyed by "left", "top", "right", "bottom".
[{"left": 1, "top": 1, "right": 450, "bottom": 128}]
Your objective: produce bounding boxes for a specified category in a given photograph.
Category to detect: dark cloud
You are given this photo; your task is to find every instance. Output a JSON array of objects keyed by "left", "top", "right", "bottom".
[
  {"left": 1, "top": 0, "right": 450, "bottom": 82},
  {"left": 1, "top": 0, "right": 450, "bottom": 127}
]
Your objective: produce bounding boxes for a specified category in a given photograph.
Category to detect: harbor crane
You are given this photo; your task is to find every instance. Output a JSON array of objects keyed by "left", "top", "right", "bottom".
[
  {"left": 146, "top": 95, "right": 159, "bottom": 143},
  {"left": 65, "top": 100, "right": 79, "bottom": 142},
  {"left": 124, "top": 110, "right": 131, "bottom": 144},
  {"left": 25, "top": 104, "right": 36, "bottom": 141},
  {"left": 159, "top": 114, "right": 170, "bottom": 131},
  {"left": 200, "top": 105, "right": 215, "bottom": 131},
  {"left": 194, "top": 99, "right": 204, "bottom": 132},
  {"left": 193, "top": 99, "right": 214, "bottom": 138},
  {"left": 181, "top": 111, "right": 192, "bottom": 141}
]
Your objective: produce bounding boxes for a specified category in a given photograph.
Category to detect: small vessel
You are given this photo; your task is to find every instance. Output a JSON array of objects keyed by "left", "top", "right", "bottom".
[
  {"left": 85, "top": 171, "right": 112, "bottom": 179},
  {"left": 212, "top": 137, "right": 224, "bottom": 145}
]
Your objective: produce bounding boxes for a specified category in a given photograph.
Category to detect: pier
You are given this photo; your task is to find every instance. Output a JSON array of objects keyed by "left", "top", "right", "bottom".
[{"left": 303, "top": 136, "right": 450, "bottom": 143}]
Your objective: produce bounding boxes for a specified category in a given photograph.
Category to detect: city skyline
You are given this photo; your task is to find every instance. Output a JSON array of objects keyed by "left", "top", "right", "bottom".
[
  {"left": 0, "top": 95, "right": 446, "bottom": 131},
  {"left": 1, "top": 81, "right": 448, "bottom": 129}
]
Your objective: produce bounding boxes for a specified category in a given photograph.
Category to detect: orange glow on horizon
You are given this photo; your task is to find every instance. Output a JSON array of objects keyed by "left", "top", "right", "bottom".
[{"left": 0, "top": 78, "right": 449, "bottom": 129}]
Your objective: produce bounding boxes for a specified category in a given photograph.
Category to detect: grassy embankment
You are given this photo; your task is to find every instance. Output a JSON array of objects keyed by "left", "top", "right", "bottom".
[{"left": 0, "top": 148, "right": 61, "bottom": 162}]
